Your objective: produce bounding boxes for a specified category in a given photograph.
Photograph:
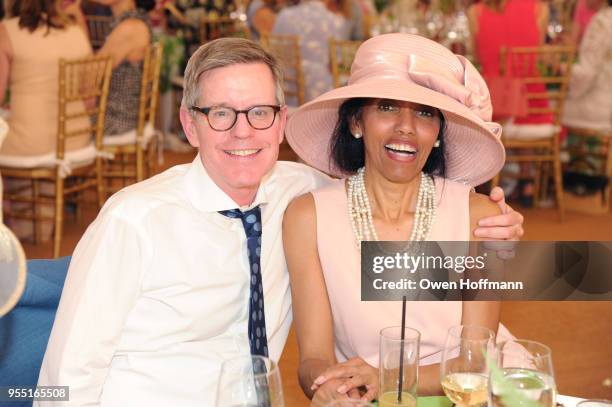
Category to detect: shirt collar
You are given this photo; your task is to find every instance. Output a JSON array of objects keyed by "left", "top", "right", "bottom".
[{"left": 184, "top": 154, "right": 271, "bottom": 213}]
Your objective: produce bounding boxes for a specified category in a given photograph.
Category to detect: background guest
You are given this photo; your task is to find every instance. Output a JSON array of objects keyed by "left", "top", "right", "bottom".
[
  {"left": 468, "top": 0, "right": 550, "bottom": 202},
  {"left": 562, "top": 1, "right": 611, "bottom": 133},
  {"left": 93, "top": 0, "right": 154, "bottom": 136},
  {"left": 247, "top": 0, "right": 285, "bottom": 40},
  {"left": 273, "top": 0, "right": 350, "bottom": 103},
  {"left": 569, "top": 0, "right": 605, "bottom": 46},
  {"left": 0, "top": 0, "right": 92, "bottom": 241},
  {"left": 0, "top": 0, "right": 92, "bottom": 156},
  {"left": 349, "top": 0, "right": 375, "bottom": 39},
  {"left": 468, "top": 0, "right": 548, "bottom": 79}
]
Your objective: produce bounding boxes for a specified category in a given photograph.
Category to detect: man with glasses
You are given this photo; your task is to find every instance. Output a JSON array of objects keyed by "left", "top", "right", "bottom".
[{"left": 38, "top": 38, "right": 523, "bottom": 406}]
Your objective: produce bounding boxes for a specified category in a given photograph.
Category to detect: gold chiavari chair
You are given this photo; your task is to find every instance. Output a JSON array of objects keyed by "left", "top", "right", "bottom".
[
  {"left": 329, "top": 37, "right": 362, "bottom": 88},
  {"left": 102, "top": 42, "right": 163, "bottom": 191},
  {"left": 260, "top": 33, "right": 305, "bottom": 107},
  {"left": 492, "top": 45, "right": 576, "bottom": 221},
  {"left": 0, "top": 55, "right": 113, "bottom": 257},
  {"left": 85, "top": 15, "right": 113, "bottom": 49},
  {"left": 198, "top": 15, "right": 250, "bottom": 43}
]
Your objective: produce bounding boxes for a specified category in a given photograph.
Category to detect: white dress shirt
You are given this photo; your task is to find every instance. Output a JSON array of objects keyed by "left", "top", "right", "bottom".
[{"left": 36, "top": 156, "right": 330, "bottom": 406}]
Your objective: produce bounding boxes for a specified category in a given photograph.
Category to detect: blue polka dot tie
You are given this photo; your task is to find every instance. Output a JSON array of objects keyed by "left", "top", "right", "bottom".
[{"left": 219, "top": 206, "right": 269, "bottom": 357}]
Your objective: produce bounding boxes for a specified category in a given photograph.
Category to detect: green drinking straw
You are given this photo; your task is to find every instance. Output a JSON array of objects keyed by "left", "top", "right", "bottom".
[{"left": 397, "top": 295, "right": 407, "bottom": 402}]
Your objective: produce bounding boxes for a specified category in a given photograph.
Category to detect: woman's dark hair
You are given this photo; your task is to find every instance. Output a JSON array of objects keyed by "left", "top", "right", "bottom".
[
  {"left": 12, "top": 0, "right": 72, "bottom": 32},
  {"left": 136, "top": 0, "right": 156, "bottom": 12},
  {"left": 330, "top": 98, "right": 447, "bottom": 178}
]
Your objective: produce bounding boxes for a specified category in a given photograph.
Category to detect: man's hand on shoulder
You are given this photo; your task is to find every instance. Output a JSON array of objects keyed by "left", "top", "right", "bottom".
[{"left": 473, "top": 186, "right": 524, "bottom": 240}]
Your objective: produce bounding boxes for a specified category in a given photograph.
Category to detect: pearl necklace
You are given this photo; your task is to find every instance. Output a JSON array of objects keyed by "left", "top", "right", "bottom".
[{"left": 347, "top": 168, "right": 437, "bottom": 247}]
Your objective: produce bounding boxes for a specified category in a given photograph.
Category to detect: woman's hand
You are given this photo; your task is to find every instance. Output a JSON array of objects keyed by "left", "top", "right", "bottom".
[
  {"left": 311, "top": 357, "right": 379, "bottom": 401},
  {"left": 311, "top": 378, "right": 360, "bottom": 407}
]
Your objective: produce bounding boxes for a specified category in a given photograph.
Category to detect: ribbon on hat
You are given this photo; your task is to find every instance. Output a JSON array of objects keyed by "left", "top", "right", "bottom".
[
  {"left": 349, "top": 48, "right": 494, "bottom": 122},
  {"left": 405, "top": 54, "right": 493, "bottom": 122}
]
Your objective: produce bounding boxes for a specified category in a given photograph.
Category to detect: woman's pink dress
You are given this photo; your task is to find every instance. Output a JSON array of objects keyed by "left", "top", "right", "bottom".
[{"left": 312, "top": 177, "right": 514, "bottom": 367}]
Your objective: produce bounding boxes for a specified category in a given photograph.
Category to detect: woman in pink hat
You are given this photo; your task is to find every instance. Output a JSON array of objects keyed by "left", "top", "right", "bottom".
[{"left": 282, "top": 33, "right": 517, "bottom": 404}]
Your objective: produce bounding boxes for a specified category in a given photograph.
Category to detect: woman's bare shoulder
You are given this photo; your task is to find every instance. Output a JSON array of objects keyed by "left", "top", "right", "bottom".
[
  {"left": 108, "top": 17, "right": 150, "bottom": 43},
  {"left": 470, "top": 191, "right": 501, "bottom": 218},
  {"left": 285, "top": 192, "right": 316, "bottom": 222}
]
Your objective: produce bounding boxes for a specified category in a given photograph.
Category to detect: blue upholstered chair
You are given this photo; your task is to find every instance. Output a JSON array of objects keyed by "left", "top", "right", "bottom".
[{"left": 0, "top": 257, "right": 70, "bottom": 407}]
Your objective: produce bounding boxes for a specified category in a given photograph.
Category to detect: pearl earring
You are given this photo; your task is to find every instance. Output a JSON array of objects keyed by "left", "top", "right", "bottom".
[
  {"left": 353, "top": 132, "right": 362, "bottom": 139},
  {"left": 433, "top": 140, "right": 440, "bottom": 147}
]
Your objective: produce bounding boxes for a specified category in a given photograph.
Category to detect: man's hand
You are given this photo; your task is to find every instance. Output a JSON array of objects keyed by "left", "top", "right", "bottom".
[
  {"left": 311, "top": 358, "right": 378, "bottom": 402},
  {"left": 473, "top": 186, "right": 524, "bottom": 260},
  {"left": 474, "top": 186, "right": 524, "bottom": 240}
]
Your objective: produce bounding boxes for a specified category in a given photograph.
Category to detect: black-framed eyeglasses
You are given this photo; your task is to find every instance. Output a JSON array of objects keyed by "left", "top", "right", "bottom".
[{"left": 190, "top": 105, "right": 282, "bottom": 131}]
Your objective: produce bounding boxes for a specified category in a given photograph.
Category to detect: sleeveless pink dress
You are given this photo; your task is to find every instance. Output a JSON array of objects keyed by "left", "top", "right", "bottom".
[
  {"left": 475, "top": 0, "right": 553, "bottom": 124},
  {"left": 312, "top": 177, "right": 513, "bottom": 367}
]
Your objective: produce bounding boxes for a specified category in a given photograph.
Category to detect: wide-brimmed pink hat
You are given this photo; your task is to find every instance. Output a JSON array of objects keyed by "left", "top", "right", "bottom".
[{"left": 285, "top": 33, "right": 505, "bottom": 186}]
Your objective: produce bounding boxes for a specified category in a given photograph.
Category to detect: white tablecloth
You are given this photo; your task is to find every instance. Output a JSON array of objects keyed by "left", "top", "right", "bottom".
[{"left": 558, "top": 394, "right": 587, "bottom": 407}]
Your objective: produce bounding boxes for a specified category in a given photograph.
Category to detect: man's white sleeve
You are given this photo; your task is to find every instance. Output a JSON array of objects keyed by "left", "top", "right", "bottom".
[{"left": 36, "top": 204, "right": 151, "bottom": 406}]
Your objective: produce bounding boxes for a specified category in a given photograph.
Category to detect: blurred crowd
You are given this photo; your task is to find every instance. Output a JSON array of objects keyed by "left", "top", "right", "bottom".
[
  {"left": 0, "top": 0, "right": 608, "bottom": 124},
  {"left": 0, "top": 0, "right": 610, "bottom": 242}
]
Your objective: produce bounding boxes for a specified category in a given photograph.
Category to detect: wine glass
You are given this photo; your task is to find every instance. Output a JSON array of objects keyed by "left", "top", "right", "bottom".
[
  {"left": 440, "top": 325, "right": 496, "bottom": 407},
  {"left": 216, "top": 355, "right": 284, "bottom": 407},
  {"left": 490, "top": 339, "right": 556, "bottom": 407},
  {"left": 379, "top": 326, "right": 420, "bottom": 407}
]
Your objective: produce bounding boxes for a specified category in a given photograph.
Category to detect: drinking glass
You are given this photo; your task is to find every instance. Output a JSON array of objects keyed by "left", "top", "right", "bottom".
[
  {"left": 440, "top": 325, "right": 496, "bottom": 407},
  {"left": 216, "top": 355, "right": 284, "bottom": 407},
  {"left": 489, "top": 339, "right": 556, "bottom": 407},
  {"left": 379, "top": 326, "right": 420, "bottom": 407}
]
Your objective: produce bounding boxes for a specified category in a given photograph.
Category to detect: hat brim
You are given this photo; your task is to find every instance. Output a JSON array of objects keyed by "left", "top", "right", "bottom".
[{"left": 286, "top": 78, "right": 505, "bottom": 186}]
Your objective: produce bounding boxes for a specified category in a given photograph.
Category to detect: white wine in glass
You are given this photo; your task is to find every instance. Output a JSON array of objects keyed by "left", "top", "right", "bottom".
[
  {"left": 440, "top": 325, "right": 495, "bottom": 407},
  {"left": 490, "top": 339, "right": 557, "bottom": 407},
  {"left": 441, "top": 372, "right": 488, "bottom": 407},
  {"left": 489, "top": 368, "right": 556, "bottom": 407}
]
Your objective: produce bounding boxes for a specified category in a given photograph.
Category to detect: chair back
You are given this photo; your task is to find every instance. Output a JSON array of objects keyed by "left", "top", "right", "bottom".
[
  {"left": 85, "top": 15, "right": 113, "bottom": 49},
  {"left": 329, "top": 38, "right": 361, "bottom": 88},
  {"left": 57, "top": 55, "right": 113, "bottom": 161},
  {"left": 260, "top": 33, "right": 305, "bottom": 106},
  {"left": 500, "top": 45, "right": 576, "bottom": 125},
  {"left": 137, "top": 43, "right": 163, "bottom": 139},
  {"left": 198, "top": 15, "right": 249, "bottom": 43},
  {"left": 496, "top": 45, "right": 576, "bottom": 221},
  {"left": 135, "top": 43, "right": 163, "bottom": 180}
]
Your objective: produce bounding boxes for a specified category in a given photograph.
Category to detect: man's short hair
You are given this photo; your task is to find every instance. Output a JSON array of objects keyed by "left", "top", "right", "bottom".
[{"left": 181, "top": 38, "right": 285, "bottom": 111}]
